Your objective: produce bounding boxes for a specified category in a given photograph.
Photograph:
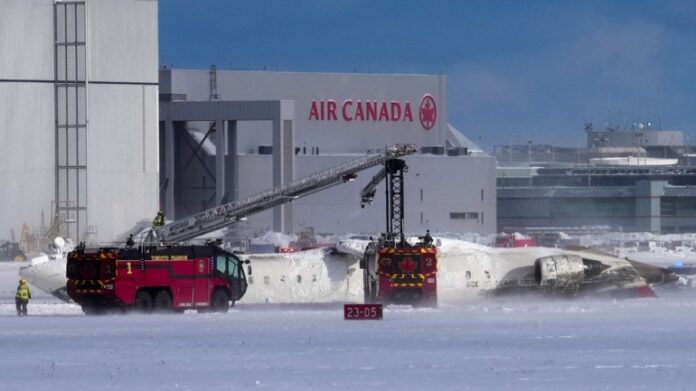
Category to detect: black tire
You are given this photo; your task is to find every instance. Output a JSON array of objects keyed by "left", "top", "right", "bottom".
[
  {"left": 364, "top": 270, "right": 378, "bottom": 304},
  {"left": 154, "top": 290, "right": 173, "bottom": 313},
  {"left": 134, "top": 290, "right": 154, "bottom": 313},
  {"left": 211, "top": 289, "right": 230, "bottom": 313}
]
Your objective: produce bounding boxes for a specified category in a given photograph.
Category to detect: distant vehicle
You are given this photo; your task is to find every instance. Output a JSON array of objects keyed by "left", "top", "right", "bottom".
[
  {"left": 287, "top": 227, "right": 332, "bottom": 252},
  {"left": 495, "top": 233, "right": 536, "bottom": 248},
  {"left": 0, "top": 240, "right": 25, "bottom": 261},
  {"left": 66, "top": 243, "right": 248, "bottom": 314}
]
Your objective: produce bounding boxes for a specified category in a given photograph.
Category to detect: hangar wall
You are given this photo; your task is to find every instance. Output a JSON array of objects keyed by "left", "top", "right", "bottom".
[
  {"left": 0, "top": 0, "right": 159, "bottom": 244},
  {"left": 160, "top": 69, "right": 496, "bottom": 235}
]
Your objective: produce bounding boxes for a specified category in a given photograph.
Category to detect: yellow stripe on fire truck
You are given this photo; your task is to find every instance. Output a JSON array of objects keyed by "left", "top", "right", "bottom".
[{"left": 391, "top": 282, "right": 424, "bottom": 288}]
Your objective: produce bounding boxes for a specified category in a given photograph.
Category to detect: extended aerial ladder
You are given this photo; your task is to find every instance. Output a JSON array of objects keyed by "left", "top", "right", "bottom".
[
  {"left": 359, "top": 155, "right": 438, "bottom": 306},
  {"left": 360, "top": 159, "right": 409, "bottom": 247},
  {"left": 160, "top": 144, "right": 417, "bottom": 243}
]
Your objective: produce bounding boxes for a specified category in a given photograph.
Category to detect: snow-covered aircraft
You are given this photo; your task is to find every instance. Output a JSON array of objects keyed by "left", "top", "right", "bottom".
[{"left": 20, "top": 236, "right": 678, "bottom": 304}]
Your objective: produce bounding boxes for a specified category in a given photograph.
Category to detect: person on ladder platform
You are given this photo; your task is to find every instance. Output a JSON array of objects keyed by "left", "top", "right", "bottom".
[
  {"left": 15, "top": 278, "right": 31, "bottom": 316},
  {"left": 151, "top": 210, "right": 166, "bottom": 243},
  {"left": 422, "top": 229, "right": 433, "bottom": 246}
]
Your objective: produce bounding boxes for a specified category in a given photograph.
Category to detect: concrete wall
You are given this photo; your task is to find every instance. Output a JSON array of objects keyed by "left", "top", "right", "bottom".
[
  {"left": 162, "top": 69, "right": 496, "bottom": 235},
  {"left": 0, "top": 0, "right": 54, "bottom": 80},
  {"left": 88, "top": 0, "right": 158, "bottom": 83},
  {"left": 88, "top": 84, "right": 159, "bottom": 241},
  {"left": 161, "top": 70, "right": 448, "bottom": 154},
  {"left": 0, "top": 0, "right": 159, "bottom": 243},
  {"left": 232, "top": 153, "right": 497, "bottom": 236}
]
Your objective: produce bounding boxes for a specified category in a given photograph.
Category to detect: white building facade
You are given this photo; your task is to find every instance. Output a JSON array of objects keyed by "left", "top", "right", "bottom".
[
  {"left": 160, "top": 70, "right": 496, "bottom": 236},
  {"left": 0, "top": 0, "right": 159, "bottom": 244}
]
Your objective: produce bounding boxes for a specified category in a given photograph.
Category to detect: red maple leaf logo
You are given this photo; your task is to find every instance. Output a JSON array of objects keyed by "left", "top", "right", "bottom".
[
  {"left": 399, "top": 258, "right": 418, "bottom": 273},
  {"left": 419, "top": 94, "right": 437, "bottom": 131}
]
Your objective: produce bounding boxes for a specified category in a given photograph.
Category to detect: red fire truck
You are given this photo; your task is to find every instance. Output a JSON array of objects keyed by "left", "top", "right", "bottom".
[
  {"left": 359, "top": 159, "right": 439, "bottom": 306},
  {"left": 362, "top": 243, "right": 438, "bottom": 306},
  {"left": 66, "top": 244, "right": 248, "bottom": 314}
]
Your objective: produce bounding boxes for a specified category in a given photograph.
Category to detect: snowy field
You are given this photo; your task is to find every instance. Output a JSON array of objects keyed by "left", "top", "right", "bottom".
[{"left": 2, "top": 262, "right": 696, "bottom": 390}]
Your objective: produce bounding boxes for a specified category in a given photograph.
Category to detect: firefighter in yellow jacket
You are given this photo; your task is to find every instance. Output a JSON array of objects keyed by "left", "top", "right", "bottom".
[{"left": 15, "top": 278, "right": 31, "bottom": 316}]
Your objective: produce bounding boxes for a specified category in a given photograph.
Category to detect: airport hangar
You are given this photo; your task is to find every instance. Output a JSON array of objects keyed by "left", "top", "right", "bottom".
[
  {"left": 0, "top": 0, "right": 495, "bottom": 246},
  {"left": 159, "top": 69, "right": 497, "bottom": 238},
  {"left": 0, "top": 0, "right": 159, "bottom": 245}
]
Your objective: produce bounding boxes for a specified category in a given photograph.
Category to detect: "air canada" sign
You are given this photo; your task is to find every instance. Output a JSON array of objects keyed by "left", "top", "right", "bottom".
[{"left": 308, "top": 94, "right": 437, "bottom": 131}]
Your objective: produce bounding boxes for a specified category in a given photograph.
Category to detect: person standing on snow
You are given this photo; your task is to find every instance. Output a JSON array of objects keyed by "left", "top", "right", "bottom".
[{"left": 15, "top": 278, "right": 31, "bottom": 316}]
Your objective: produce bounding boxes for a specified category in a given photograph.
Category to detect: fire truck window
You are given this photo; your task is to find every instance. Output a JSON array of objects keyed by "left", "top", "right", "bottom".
[
  {"left": 296, "top": 275, "right": 302, "bottom": 284},
  {"left": 227, "top": 257, "right": 238, "bottom": 278},
  {"left": 263, "top": 276, "right": 270, "bottom": 285},
  {"left": 216, "top": 255, "right": 226, "bottom": 274}
]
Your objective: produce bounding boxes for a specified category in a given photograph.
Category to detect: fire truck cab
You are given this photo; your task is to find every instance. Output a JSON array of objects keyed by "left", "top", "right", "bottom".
[{"left": 67, "top": 244, "right": 248, "bottom": 314}]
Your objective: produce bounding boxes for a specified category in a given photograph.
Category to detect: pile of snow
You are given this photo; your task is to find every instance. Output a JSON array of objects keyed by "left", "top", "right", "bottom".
[{"left": 249, "top": 231, "right": 297, "bottom": 247}]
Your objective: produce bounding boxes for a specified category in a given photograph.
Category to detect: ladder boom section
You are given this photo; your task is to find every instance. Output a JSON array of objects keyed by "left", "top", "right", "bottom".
[
  {"left": 163, "top": 144, "right": 417, "bottom": 242},
  {"left": 359, "top": 167, "right": 387, "bottom": 208}
]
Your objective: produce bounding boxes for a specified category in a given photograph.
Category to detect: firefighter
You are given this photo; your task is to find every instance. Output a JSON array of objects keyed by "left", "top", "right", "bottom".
[
  {"left": 125, "top": 234, "right": 135, "bottom": 248},
  {"left": 15, "top": 278, "right": 31, "bottom": 316},
  {"left": 152, "top": 210, "right": 165, "bottom": 230},
  {"left": 151, "top": 210, "right": 166, "bottom": 243},
  {"left": 423, "top": 229, "right": 433, "bottom": 246}
]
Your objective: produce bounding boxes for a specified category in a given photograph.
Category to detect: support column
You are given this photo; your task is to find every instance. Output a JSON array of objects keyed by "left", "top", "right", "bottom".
[
  {"left": 164, "top": 120, "right": 176, "bottom": 219},
  {"left": 272, "top": 118, "right": 294, "bottom": 233},
  {"left": 215, "top": 119, "right": 226, "bottom": 205},
  {"left": 226, "top": 120, "right": 239, "bottom": 203},
  {"left": 635, "top": 180, "right": 666, "bottom": 233}
]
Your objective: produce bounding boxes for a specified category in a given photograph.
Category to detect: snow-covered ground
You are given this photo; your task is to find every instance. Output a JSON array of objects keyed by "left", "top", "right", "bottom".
[{"left": 2, "top": 262, "right": 696, "bottom": 390}]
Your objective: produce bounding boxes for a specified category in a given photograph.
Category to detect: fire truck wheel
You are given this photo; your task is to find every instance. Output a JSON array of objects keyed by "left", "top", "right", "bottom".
[
  {"left": 135, "top": 290, "right": 154, "bottom": 313},
  {"left": 211, "top": 289, "right": 230, "bottom": 313},
  {"left": 154, "top": 290, "right": 173, "bottom": 312}
]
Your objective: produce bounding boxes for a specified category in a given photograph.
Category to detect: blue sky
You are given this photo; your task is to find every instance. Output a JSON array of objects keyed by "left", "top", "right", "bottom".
[{"left": 159, "top": 1, "right": 696, "bottom": 150}]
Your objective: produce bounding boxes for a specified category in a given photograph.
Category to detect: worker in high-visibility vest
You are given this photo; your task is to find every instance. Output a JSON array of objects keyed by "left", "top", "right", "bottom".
[
  {"left": 15, "top": 278, "right": 31, "bottom": 316},
  {"left": 151, "top": 210, "right": 166, "bottom": 244},
  {"left": 152, "top": 210, "right": 165, "bottom": 230}
]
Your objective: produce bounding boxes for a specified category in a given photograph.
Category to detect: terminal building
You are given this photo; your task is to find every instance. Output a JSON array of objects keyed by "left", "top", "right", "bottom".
[
  {"left": 496, "top": 125, "right": 696, "bottom": 234},
  {"left": 159, "top": 69, "right": 497, "bottom": 237}
]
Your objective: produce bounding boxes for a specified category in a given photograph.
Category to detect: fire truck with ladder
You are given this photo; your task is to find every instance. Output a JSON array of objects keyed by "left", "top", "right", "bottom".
[
  {"left": 66, "top": 144, "right": 417, "bottom": 314},
  {"left": 359, "top": 158, "right": 438, "bottom": 306}
]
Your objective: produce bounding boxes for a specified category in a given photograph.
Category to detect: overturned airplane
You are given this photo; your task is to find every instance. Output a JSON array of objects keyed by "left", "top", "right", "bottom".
[{"left": 20, "top": 236, "right": 678, "bottom": 305}]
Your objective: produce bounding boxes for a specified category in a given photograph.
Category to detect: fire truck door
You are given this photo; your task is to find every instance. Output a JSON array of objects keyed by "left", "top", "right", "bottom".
[
  {"left": 227, "top": 255, "right": 248, "bottom": 300},
  {"left": 193, "top": 258, "right": 211, "bottom": 306}
]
